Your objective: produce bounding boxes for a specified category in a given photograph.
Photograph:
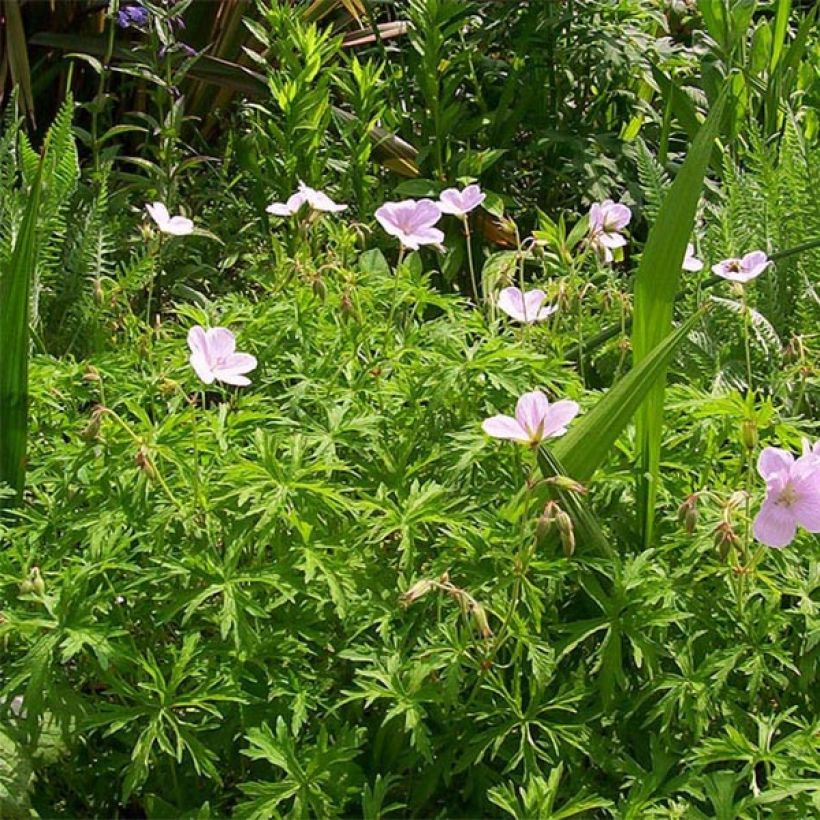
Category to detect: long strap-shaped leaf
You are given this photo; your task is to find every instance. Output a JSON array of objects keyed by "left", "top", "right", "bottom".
[
  {"left": 548, "top": 310, "right": 705, "bottom": 486},
  {"left": 0, "top": 154, "right": 44, "bottom": 505},
  {"left": 632, "top": 88, "right": 728, "bottom": 548}
]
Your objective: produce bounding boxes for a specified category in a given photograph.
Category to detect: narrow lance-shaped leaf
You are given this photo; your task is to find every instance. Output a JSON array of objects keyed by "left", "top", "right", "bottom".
[
  {"left": 0, "top": 155, "right": 44, "bottom": 504},
  {"left": 631, "top": 87, "right": 728, "bottom": 547},
  {"left": 550, "top": 309, "right": 706, "bottom": 486}
]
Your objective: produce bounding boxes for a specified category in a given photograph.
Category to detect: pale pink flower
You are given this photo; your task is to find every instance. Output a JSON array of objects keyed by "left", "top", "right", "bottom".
[
  {"left": 712, "top": 251, "right": 769, "bottom": 283},
  {"left": 266, "top": 181, "right": 347, "bottom": 217},
  {"left": 438, "top": 184, "right": 486, "bottom": 218},
  {"left": 497, "top": 287, "right": 558, "bottom": 323},
  {"left": 187, "top": 326, "right": 257, "bottom": 387},
  {"left": 683, "top": 243, "right": 703, "bottom": 272},
  {"left": 375, "top": 199, "right": 444, "bottom": 250},
  {"left": 802, "top": 439, "right": 820, "bottom": 462},
  {"left": 588, "top": 199, "right": 631, "bottom": 262},
  {"left": 753, "top": 447, "right": 820, "bottom": 548},
  {"left": 483, "top": 391, "right": 579, "bottom": 446},
  {"left": 145, "top": 202, "right": 194, "bottom": 236}
]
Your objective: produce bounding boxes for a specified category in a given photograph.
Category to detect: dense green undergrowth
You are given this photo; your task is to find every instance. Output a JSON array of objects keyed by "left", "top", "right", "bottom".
[{"left": 1, "top": 1, "right": 819, "bottom": 817}]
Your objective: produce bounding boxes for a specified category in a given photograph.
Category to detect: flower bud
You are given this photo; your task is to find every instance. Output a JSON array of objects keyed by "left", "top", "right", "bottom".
[
  {"left": 677, "top": 493, "right": 699, "bottom": 535},
  {"left": 741, "top": 419, "right": 758, "bottom": 451},
  {"left": 556, "top": 510, "right": 575, "bottom": 557},
  {"left": 400, "top": 579, "right": 434, "bottom": 607},
  {"left": 536, "top": 500, "right": 560, "bottom": 540},
  {"left": 83, "top": 365, "right": 101, "bottom": 382},
  {"left": 135, "top": 445, "right": 159, "bottom": 481},
  {"left": 545, "top": 476, "right": 587, "bottom": 495},
  {"left": 310, "top": 274, "right": 327, "bottom": 301},
  {"left": 714, "top": 521, "right": 739, "bottom": 561},
  {"left": 20, "top": 567, "right": 45, "bottom": 596},
  {"left": 469, "top": 601, "right": 493, "bottom": 639},
  {"left": 81, "top": 405, "right": 106, "bottom": 441},
  {"left": 340, "top": 291, "right": 354, "bottom": 320}
]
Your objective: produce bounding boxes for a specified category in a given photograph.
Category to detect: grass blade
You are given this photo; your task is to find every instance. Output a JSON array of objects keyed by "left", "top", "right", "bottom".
[
  {"left": 0, "top": 155, "right": 44, "bottom": 504},
  {"left": 550, "top": 310, "right": 705, "bottom": 485},
  {"left": 631, "top": 89, "right": 728, "bottom": 547}
]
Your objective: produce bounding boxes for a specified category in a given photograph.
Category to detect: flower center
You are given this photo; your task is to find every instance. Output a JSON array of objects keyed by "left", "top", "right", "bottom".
[
  {"left": 726, "top": 260, "right": 741, "bottom": 272},
  {"left": 776, "top": 482, "right": 799, "bottom": 508}
]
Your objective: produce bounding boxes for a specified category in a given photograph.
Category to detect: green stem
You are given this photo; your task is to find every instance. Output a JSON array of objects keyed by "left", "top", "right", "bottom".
[{"left": 463, "top": 217, "right": 480, "bottom": 305}]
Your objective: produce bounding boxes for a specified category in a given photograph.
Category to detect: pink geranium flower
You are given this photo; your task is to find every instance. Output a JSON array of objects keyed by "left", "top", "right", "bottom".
[
  {"left": 753, "top": 447, "right": 820, "bottom": 548},
  {"left": 483, "top": 391, "right": 579, "bottom": 446},
  {"left": 375, "top": 199, "right": 444, "bottom": 250},
  {"left": 802, "top": 439, "right": 820, "bottom": 462},
  {"left": 266, "top": 181, "right": 347, "bottom": 217},
  {"left": 712, "top": 251, "right": 769, "bottom": 283},
  {"left": 145, "top": 202, "right": 194, "bottom": 236},
  {"left": 588, "top": 199, "right": 631, "bottom": 262},
  {"left": 683, "top": 243, "right": 703, "bottom": 272},
  {"left": 187, "top": 326, "right": 258, "bottom": 387},
  {"left": 438, "top": 184, "right": 486, "bottom": 218},
  {"left": 497, "top": 287, "right": 558, "bottom": 323}
]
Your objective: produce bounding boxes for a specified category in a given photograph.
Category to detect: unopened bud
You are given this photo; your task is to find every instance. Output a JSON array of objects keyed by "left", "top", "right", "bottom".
[
  {"left": 311, "top": 275, "right": 327, "bottom": 300},
  {"left": 158, "top": 378, "right": 178, "bottom": 397},
  {"left": 741, "top": 419, "right": 758, "bottom": 451},
  {"left": 536, "top": 500, "right": 560, "bottom": 540},
  {"left": 20, "top": 567, "right": 45, "bottom": 596},
  {"left": 556, "top": 510, "right": 575, "bottom": 557},
  {"left": 677, "top": 493, "right": 699, "bottom": 535},
  {"left": 135, "top": 445, "right": 159, "bottom": 481},
  {"left": 714, "top": 521, "right": 739, "bottom": 561},
  {"left": 80, "top": 405, "right": 106, "bottom": 441},
  {"left": 545, "top": 476, "right": 587, "bottom": 495},
  {"left": 340, "top": 291, "right": 354, "bottom": 320},
  {"left": 400, "top": 579, "right": 434, "bottom": 607},
  {"left": 83, "top": 365, "right": 101, "bottom": 382},
  {"left": 469, "top": 601, "right": 493, "bottom": 639}
]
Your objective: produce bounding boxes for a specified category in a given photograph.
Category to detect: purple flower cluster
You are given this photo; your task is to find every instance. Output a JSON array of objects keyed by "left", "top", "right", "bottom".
[{"left": 117, "top": 3, "right": 149, "bottom": 29}]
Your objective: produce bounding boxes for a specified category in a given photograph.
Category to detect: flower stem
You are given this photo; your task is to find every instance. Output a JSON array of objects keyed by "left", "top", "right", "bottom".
[{"left": 463, "top": 217, "right": 480, "bottom": 306}]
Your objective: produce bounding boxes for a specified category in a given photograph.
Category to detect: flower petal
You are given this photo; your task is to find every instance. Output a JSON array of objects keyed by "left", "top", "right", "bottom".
[
  {"left": 146, "top": 201, "right": 169, "bottom": 226},
  {"left": 753, "top": 498, "right": 797, "bottom": 548},
  {"left": 189, "top": 352, "right": 215, "bottom": 385},
  {"left": 514, "top": 391, "right": 549, "bottom": 439},
  {"left": 214, "top": 370, "right": 252, "bottom": 387},
  {"left": 206, "top": 327, "right": 236, "bottom": 358},
  {"left": 187, "top": 325, "right": 207, "bottom": 355},
  {"left": 757, "top": 447, "right": 794, "bottom": 480},
  {"left": 164, "top": 216, "right": 194, "bottom": 235},
  {"left": 497, "top": 287, "right": 525, "bottom": 321},
  {"left": 541, "top": 399, "right": 580, "bottom": 438},
  {"left": 482, "top": 415, "right": 530, "bottom": 442},
  {"left": 266, "top": 202, "right": 293, "bottom": 216},
  {"left": 224, "top": 352, "right": 258, "bottom": 375}
]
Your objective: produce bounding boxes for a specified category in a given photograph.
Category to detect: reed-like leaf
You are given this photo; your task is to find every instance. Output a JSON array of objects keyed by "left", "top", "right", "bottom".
[
  {"left": 631, "top": 89, "right": 727, "bottom": 547},
  {"left": 0, "top": 156, "right": 43, "bottom": 504},
  {"left": 550, "top": 310, "right": 705, "bottom": 486}
]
